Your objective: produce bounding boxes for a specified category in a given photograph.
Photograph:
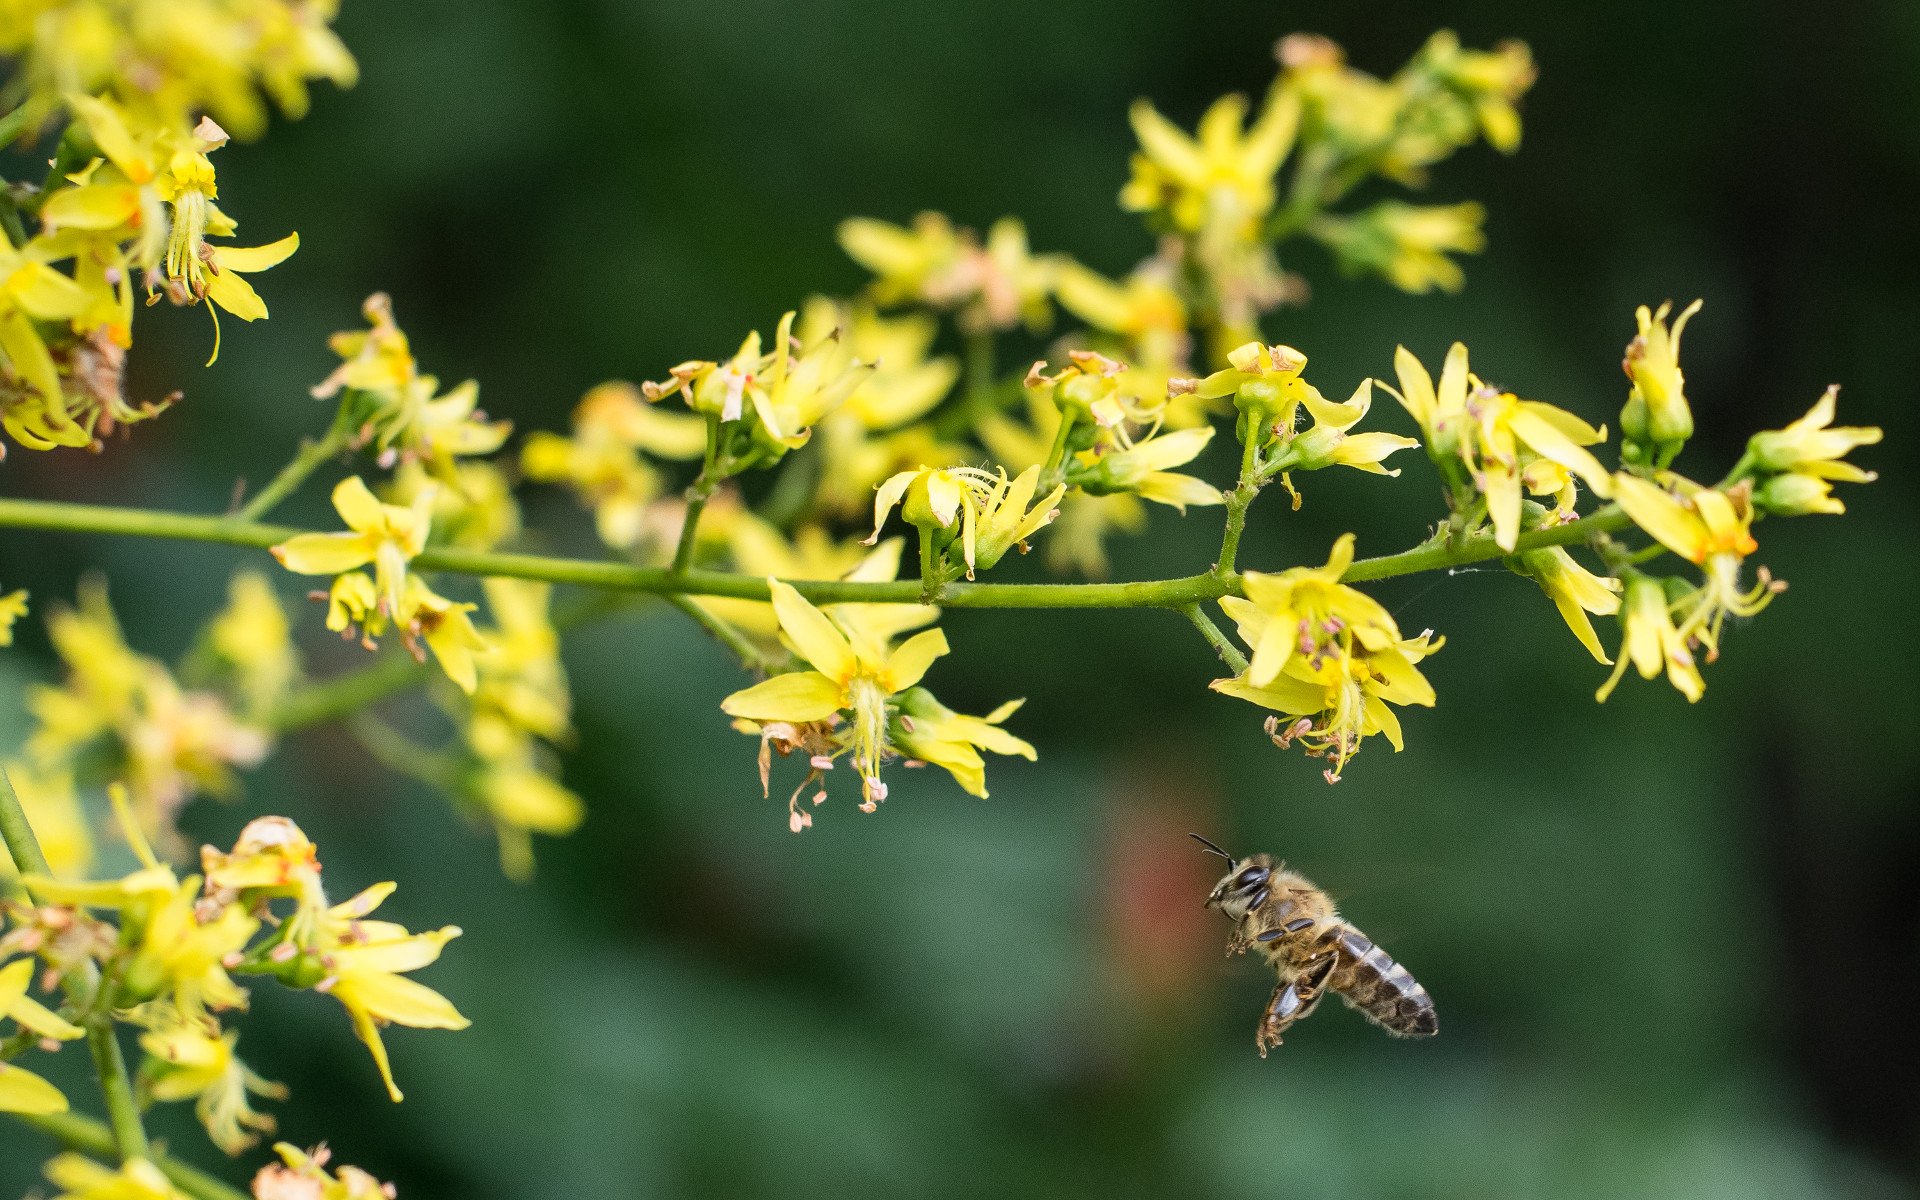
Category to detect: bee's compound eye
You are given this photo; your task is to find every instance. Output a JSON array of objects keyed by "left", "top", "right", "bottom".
[{"left": 1235, "top": 867, "right": 1270, "bottom": 891}]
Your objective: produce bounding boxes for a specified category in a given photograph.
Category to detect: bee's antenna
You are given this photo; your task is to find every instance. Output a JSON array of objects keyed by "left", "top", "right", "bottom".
[{"left": 1188, "top": 832, "right": 1236, "bottom": 867}]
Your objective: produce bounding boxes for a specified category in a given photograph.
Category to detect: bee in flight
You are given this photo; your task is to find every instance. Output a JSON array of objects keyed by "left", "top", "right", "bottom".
[{"left": 1191, "top": 834, "right": 1437, "bottom": 1055}]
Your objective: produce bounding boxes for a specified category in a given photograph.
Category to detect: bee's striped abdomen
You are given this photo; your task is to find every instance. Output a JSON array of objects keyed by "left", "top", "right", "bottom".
[{"left": 1326, "top": 924, "right": 1437, "bottom": 1038}]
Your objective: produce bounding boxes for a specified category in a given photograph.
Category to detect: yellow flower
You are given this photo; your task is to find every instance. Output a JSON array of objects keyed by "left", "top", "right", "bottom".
[
  {"left": 0, "top": 587, "right": 26, "bottom": 645},
  {"left": 0, "top": 955, "right": 84, "bottom": 1115},
  {"left": 796, "top": 296, "right": 958, "bottom": 432},
  {"left": 892, "top": 689, "right": 1035, "bottom": 798},
  {"left": 29, "top": 861, "right": 257, "bottom": 1021},
  {"left": 1620, "top": 299, "right": 1702, "bottom": 461},
  {"left": 1387, "top": 342, "right": 1612, "bottom": 549},
  {"left": 1511, "top": 546, "right": 1622, "bottom": 664},
  {"left": 869, "top": 464, "right": 1063, "bottom": 578},
  {"left": 1210, "top": 535, "right": 1442, "bottom": 779},
  {"left": 1596, "top": 575, "right": 1704, "bottom": 703},
  {"left": 1051, "top": 260, "right": 1195, "bottom": 418},
  {"left": 44, "top": 1154, "right": 187, "bottom": 1200},
  {"left": 137, "top": 1015, "right": 286, "bottom": 1155},
  {"left": 386, "top": 459, "right": 522, "bottom": 552},
  {"left": 646, "top": 311, "right": 870, "bottom": 450},
  {"left": 49, "top": 98, "right": 301, "bottom": 359},
  {"left": 253, "top": 1143, "right": 395, "bottom": 1200},
  {"left": 1747, "top": 385, "right": 1880, "bottom": 516},
  {"left": 311, "top": 294, "right": 510, "bottom": 476},
  {"left": 313, "top": 881, "right": 468, "bottom": 1103},
  {"left": 1611, "top": 474, "right": 1781, "bottom": 661},
  {"left": 1074, "top": 425, "right": 1224, "bottom": 512},
  {"left": 721, "top": 579, "right": 950, "bottom": 808},
  {"left": 397, "top": 575, "right": 487, "bottom": 695},
  {"left": 466, "top": 579, "right": 572, "bottom": 758},
  {"left": 1417, "top": 30, "right": 1536, "bottom": 153},
  {"left": 521, "top": 388, "right": 667, "bottom": 550},
  {"left": 1264, "top": 378, "right": 1420, "bottom": 503},
  {"left": 1312, "top": 200, "right": 1487, "bottom": 294},
  {"left": 28, "top": 583, "right": 267, "bottom": 838},
  {"left": 471, "top": 751, "right": 584, "bottom": 882},
  {"left": 1611, "top": 473, "right": 1757, "bottom": 566},
  {"left": 205, "top": 571, "right": 298, "bottom": 718},
  {"left": 1120, "top": 90, "right": 1300, "bottom": 237},
  {"left": 838, "top": 212, "right": 1055, "bottom": 333},
  {"left": 0, "top": 236, "right": 94, "bottom": 449},
  {"left": 272, "top": 476, "right": 435, "bottom": 621}
]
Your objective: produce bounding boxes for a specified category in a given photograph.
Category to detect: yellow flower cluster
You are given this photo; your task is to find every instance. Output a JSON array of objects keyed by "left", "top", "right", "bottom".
[
  {"left": 5, "top": 812, "right": 468, "bottom": 1149},
  {"left": 272, "top": 476, "right": 488, "bottom": 692},
  {"left": 0, "top": 0, "right": 353, "bottom": 454},
  {"left": 1210, "top": 535, "right": 1442, "bottom": 781},
  {"left": 313, "top": 293, "right": 511, "bottom": 480},
  {"left": 21, "top": 578, "right": 276, "bottom": 857}
]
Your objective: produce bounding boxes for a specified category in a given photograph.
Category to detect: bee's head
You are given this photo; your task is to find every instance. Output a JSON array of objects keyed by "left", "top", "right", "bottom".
[{"left": 1190, "top": 834, "right": 1276, "bottom": 920}]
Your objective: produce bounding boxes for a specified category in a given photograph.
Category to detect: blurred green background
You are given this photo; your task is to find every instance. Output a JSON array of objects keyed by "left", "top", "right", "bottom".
[{"left": 4, "top": 0, "right": 1918, "bottom": 1196}]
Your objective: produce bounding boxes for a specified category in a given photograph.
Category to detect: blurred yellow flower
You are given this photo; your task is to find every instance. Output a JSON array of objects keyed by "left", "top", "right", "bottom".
[
  {"left": 0, "top": 588, "right": 26, "bottom": 645},
  {"left": 137, "top": 1015, "right": 286, "bottom": 1155},
  {"left": 43, "top": 1154, "right": 187, "bottom": 1200},
  {"left": 1120, "top": 90, "right": 1299, "bottom": 237}
]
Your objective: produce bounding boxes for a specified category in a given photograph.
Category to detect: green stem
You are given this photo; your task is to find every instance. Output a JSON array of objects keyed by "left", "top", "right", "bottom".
[
  {"left": 85, "top": 1019, "right": 148, "bottom": 1162},
  {"left": 664, "top": 594, "right": 784, "bottom": 675},
  {"left": 672, "top": 414, "right": 727, "bottom": 572},
  {"left": 0, "top": 773, "right": 98, "bottom": 1007},
  {"left": 348, "top": 714, "right": 464, "bottom": 793},
  {"left": 1181, "top": 603, "right": 1248, "bottom": 674},
  {"left": 266, "top": 650, "right": 428, "bottom": 732},
  {"left": 14, "top": 1111, "right": 248, "bottom": 1200},
  {"left": 1039, "top": 410, "right": 1078, "bottom": 489},
  {"left": 235, "top": 407, "right": 354, "bottom": 522},
  {"left": 0, "top": 495, "right": 1630, "bottom": 609},
  {"left": 672, "top": 490, "right": 710, "bottom": 573}
]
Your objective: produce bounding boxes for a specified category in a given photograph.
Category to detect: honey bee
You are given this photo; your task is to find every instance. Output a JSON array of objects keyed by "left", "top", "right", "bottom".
[{"left": 1191, "top": 834, "right": 1437, "bottom": 1055}]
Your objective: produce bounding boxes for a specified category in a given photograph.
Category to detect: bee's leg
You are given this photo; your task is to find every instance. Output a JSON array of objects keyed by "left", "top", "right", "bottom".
[
  {"left": 1293, "top": 952, "right": 1338, "bottom": 1019},
  {"left": 1255, "top": 954, "right": 1338, "bottom": 1057},
  {"left": 1255, "top": 982, "right": 1303, "bottom": 1057},
  {"left": 1225, "top": 920, "right": 1254, "bottom": 958}
]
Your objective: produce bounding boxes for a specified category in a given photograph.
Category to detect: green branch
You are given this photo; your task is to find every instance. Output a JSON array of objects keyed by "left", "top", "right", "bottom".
[
  {"left": 1181, "top": 604, "right": 1248, "bottom": 674},
  {"left": 234, "top": 405, "right": 354, "bottom": 522},
  {"left": 0, "top": 495, "right": 1630, "bottom": 609}
]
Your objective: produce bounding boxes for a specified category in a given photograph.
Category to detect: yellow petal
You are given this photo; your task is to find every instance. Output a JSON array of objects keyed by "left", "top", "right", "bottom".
[
  {"left": 338, "top": 970, "right": 469, "bottom": 1031},
  {"left": 883, "top": 628, "right": 950, "bottom": 691},
  {"left": 1390, "top": 346, "right": 1436, "bottom": 429},
  {"left": 720, "top": 671, "right": 845, "bottom": 723},
  {"left": 768, "top": 579, "right": 856, "bottom": 679},
  {"left": 215, "top": 233, "right": 300, "bottom": 273},
  {"left": 270, "top": 531, "right": 374, "bottom": 576},
  {"left": 330, "top": 475, "right": 386, "bottom": 530},
  {"left": 0, "top": 1061, "right": 68, "bottom": 1114},
  {"left": 1611, "top": 473, "right": 1706, "bottom": 562},
  {"left": 204, "top": 266, "right": 268, "bottom": 321},
  {"left": 335, "top": 926, "right": 460, "bottom": 976}
]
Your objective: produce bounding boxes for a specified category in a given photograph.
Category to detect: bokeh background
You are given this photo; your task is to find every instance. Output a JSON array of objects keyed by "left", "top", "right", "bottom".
[{"left": 4, "top": 1, "right": 1918, "bottom": 1196}]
